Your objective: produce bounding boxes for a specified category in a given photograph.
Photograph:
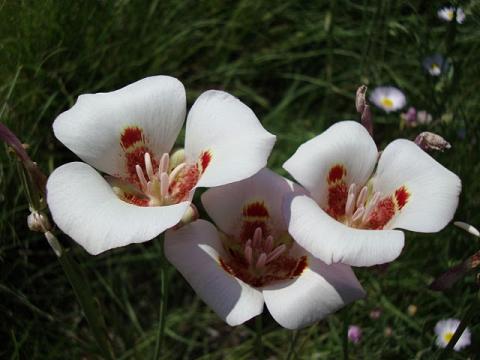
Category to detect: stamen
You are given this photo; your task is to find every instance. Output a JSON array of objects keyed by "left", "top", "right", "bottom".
[
  {"left": 159, "top": 153, "right": 169, "bottom": 174},
  {"left": 264, "top": 235, "right": 274, "bottom": 253},
  {"left": 266, "top": 244, "right": 286, "bottom": 264},
  {"left": 345, "top": 183, "right": 357, "bottom": 218},
  {"left": 169, "top": 163, "right": 186, "bottom": 183},
  {"left": 144, "top": 152, "right": 155, "bottom": 181},
  {"left": 135, "top": 165, "right": 148, "bottom": 190},
  {"left": 352, "top": 206, "right": 365, "bottom": 223},
  {"left": 252, "top": 227, "right": 262, "bottom": 248},
  {"left": 244, "top": 243, "right": 253, "bottom": 265},
  {"left": 362, "top": 192, "right": 381, "bottom": 224},
  {"left": 356, "top": 186, "right": 368, "bottom": 208},
  {"left": 256, "top": 253, "right": 267, "bottom": 269},
  {"left": 160, "top": 172, "right": 169, "bottom": 197}
]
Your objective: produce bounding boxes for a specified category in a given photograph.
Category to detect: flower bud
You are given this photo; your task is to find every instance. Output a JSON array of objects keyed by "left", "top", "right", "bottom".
[
  {"left": 414, "top": 132, "right": 451, "bottom": 152},
  {"left": 169, "top": 148, "right": 185, "bottom": 172},
  {"left": 27, "top": 211, "right": 51, "bottom": 232},
  {"left": 407, "top": 304, "right": 417, "bottom": 316},
  {"left": 174, "top": 204, "right": 199, "bottom": 230},
  {"left": 356, "top": 85, "right": 367, "bottom": 113}
]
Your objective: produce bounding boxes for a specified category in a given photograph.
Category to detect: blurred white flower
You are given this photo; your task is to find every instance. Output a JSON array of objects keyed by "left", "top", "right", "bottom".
[
  {"left": 435, "top": 318, "right": 471, "bottom": 351},
  {"left": 422, "top": 54, "right": 449, "bottom": 76},
  {"left": 370, "top": 86, "right": 406, "bottom": 113},
  {"left": 438, "top": 7, "right": 465, "bottom": 24}
]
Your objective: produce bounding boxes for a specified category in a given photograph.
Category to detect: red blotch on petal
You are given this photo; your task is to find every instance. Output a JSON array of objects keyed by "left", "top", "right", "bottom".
[
  {"left": 122, "top": 193, "right": 149, "bottom": 207},
  {"left": 291, "top": 256, "right": 308, "bottom": 277},
  {"left": 366, "top": 197, "right": 396, "bottom": 230},
  {"left": 121, "top": 126, "right": 144, "bottom": 150},
  {"left": 326, "top": 183, "right": 348, "bottom": 220},
  {"left": 328, "top": 164, "right": 347, "bottom": 184},
  {"left": 199, "top": 150, "right": 212, "bottom": 173},
  {"left": 395, "top": 186, "right": 410, "bottom": 210},
  {"left": 242, "top": 201, "right": 270, "bottom": 218}
]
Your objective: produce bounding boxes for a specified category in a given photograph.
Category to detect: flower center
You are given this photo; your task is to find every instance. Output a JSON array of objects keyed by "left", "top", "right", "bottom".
[
  {"left": 220, "top": 225, "right": 307, "bottom": 288},
  {"left": 430, "top": 63, "right": 441, "bottom": 75},
  {"left": 114, "top": 151, "right": 200, "bottom": 207},
  {"left": 325, "top": 165, "right": 410, "bottom": 230},
  {"left": 380, "top": 97, "right": 394, "bottom": 109},
  {"left": 443, "top": 331, "right": 454, "bottom": 343}
]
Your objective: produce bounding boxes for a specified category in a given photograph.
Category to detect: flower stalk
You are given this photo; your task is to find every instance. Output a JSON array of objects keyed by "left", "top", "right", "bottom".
[{"left": 1, "top": 122, "right": 114, "bottom": 359}]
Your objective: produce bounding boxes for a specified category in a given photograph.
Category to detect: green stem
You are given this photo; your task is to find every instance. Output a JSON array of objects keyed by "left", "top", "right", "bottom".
[
  {"left": 58, "top": 248, "right": 114, "bottom": 359},
  {"left": 286, "top": 330, "right": 300, "bottom": 360},
  {"left": 342, "top": 311, "right": 350, "bottom": 360},
  {"left": 255, "top": 314, "right": 264, "bottom": 360},
  {"left": 437, "top": 290, "right": 479, "bottom": 359},
  {"left": 153, "top": 238, "right": 168, "bottom": 360}
]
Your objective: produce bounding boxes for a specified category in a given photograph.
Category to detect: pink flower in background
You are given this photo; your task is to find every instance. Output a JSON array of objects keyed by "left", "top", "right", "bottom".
[
  {"left": 47, "top": 76, "right": 275, "bottom": 254},
  {"left": 165, "top": 169, "right": 364, "bottom": 329},
  {"left": 401, "top": 107, "right": 433, "bottom": 127},
  {"left": 283, "top": 121, "right": 461, "bottom": 267},
  {"left": 348, "top": 325, "right": 362, "bottom": 344}
]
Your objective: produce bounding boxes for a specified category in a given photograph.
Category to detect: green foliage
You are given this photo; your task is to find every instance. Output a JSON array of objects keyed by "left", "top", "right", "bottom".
[{"left": 1, "top": 0, "right": 479, "bottom": 358}]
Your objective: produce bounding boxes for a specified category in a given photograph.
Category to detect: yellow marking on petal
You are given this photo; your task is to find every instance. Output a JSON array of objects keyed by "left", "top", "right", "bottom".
[
  {"left": 380, "top": 97, "right": 394, "bottom": 109},
  {"left": 443, "top": 331, "right": 454, "bottom": 343}
]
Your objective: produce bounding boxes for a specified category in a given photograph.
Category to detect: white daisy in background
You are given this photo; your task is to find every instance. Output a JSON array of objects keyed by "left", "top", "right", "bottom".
[
  {"left": 422, "top": 54, "right": 449, "bottom": 76},
  {"left": 438, "top": 7, "right": 466, "bottom": 24},
  {"left": 47, "top": 76, "right": 276, "bottom": 255},
  {"left": 370, "top": 86, "right": 406, "bottom": 113},
  {"left": 435, "top": 318, "right": 471, "bottom": 351}
]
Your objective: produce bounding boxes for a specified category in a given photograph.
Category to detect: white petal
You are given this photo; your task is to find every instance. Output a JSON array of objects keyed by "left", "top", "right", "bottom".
[
  {"left": 285, "top": 194, "right": 405, "bottom": 266},
  {"left": 201, "top": 168, "right": 302, "bottom": 237},
  {"left": 373, "top": 139, "right": 461, "bottom": 232},
  {"left": 164, "top": 220, "right": 264, "bottom": 326},
  {"left": 47, "top": 162, "right": 190, "bottom": 255},
  {"left": 262, "top": 257, "right": 364, "bottom": 329},
  {"left": 184, "top": 90, "right": 276, "bottom": 188},
  {"left": 53, "top": 76, "right": 186, "bottom": 177},
  {"left": 283, "top": 121, "right": 377, "bottom": 207}
]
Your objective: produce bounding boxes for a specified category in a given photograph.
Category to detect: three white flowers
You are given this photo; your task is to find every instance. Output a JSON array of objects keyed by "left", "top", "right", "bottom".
[{"left": 46, "top": 76, "right": 462, "bottom": 329}]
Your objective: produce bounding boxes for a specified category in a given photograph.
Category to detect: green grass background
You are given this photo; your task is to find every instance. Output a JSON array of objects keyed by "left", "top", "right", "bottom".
[{"left": 1, "top": 0, "right": 479, "bottom": 358}]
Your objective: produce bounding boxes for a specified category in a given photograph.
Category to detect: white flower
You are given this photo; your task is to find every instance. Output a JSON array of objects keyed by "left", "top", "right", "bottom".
[
  {"left": 435, "top": 318, "right": 471, "bottom": 351},
  {"left": 438, "top": 7, "right": 465, "bottom": 24},
  {"left": 422, "top": 54, "right": 449, "bottom": 76},
  {"left": 370, "top": 86, "right": 406, "bottom": 113},
  {"left": 164, "top": 169, "right": 365, "bottom": 329},
  {"left": 47, "top": 76, "right": 276, "bottom": 254},
  {"left": 283, "top": 121, "right": 461, "bottom": 267}
]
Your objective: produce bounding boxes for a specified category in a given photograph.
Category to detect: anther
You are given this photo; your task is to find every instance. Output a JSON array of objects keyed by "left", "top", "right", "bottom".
[
  {"left": 352, "top": 206, "right": 365, "bottom": 223},
  {"left": 256, "top": 253, "right": 267, "bottom": 269},
  {"left": 144, "top": 152, "right": 155, "bottom": 180},
  {"left": 252, "top": 227, "right": 262, "bottom": 248},
  {"left": 159, "top": 153, "right": 169, "bottom": 174},
  {"left": 160, "top": 172, "right": 169, "bottom": 197},
  {"left": 266, "top": 244, "right": 286, "bottom": 264},
  {"left": 244, "top": 244, "right": 253, "bottom": 265},
  {"left": 136, "top": 165, "right": 148, "bottom": 189},
  {"left": 264, "top": 235, "right": 274, "bottom": 253},
  {"left": 356, "top": 186, "right": 368, "bottom": 208}
]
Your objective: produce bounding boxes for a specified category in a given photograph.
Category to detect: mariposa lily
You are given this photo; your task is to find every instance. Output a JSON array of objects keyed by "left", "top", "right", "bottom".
[
  {"left": 283, "top": 121, "right": 461, "bottom": 267},
  {"left": 47, "top": 76, "right": 275, "bottom": 254},
  {"left": 165, "top": 169, "right": 364, "bottom": 329}
]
